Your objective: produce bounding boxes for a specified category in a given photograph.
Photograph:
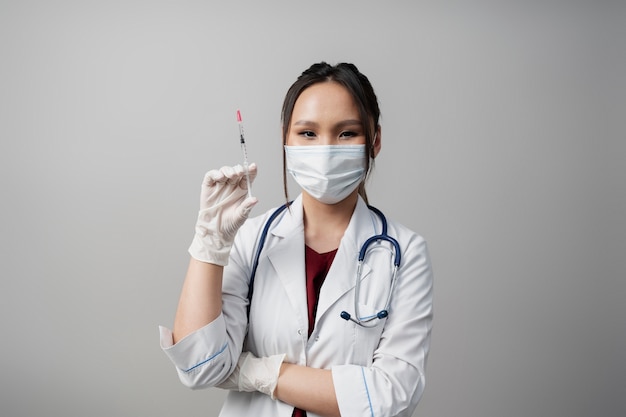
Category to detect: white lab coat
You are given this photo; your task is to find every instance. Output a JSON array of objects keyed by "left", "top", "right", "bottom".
[{"left": 160, "top": 195, "right": 434, "bottom": 417}]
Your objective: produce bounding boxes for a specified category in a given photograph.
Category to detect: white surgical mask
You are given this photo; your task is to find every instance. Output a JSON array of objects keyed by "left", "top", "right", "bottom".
[{"left": 284, "top": 144, "right": 367, "bottom": 204}]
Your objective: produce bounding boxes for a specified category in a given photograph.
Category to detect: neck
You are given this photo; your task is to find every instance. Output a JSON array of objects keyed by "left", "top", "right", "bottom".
[{"left": 301, "top": 191, "right": 359, "bottom": 253}]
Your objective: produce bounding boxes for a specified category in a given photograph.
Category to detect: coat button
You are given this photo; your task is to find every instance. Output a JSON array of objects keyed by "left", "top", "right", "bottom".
[{"left": 297, "top": 329, "right": 303, "bottom": 336}]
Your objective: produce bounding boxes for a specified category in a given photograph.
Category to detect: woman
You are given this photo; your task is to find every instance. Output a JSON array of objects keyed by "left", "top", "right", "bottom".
[{"left": 160, "top": 62, "right": 434, "bottom": 417}]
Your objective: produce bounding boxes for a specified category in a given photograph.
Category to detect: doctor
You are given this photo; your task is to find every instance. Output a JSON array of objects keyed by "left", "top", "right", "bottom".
[{"left": 160, "top": 62, "right": 434, "bottom": 417}]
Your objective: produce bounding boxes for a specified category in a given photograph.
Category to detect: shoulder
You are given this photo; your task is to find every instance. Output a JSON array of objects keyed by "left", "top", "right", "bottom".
[
  {"left": 238, "top": 203, "right": 287, "bottom": 237},
  {"left": 368, "top": 206, "right": 430, "bottom": 259},
  {"left": 386, "top": 216, "right": 425, "bottom": 242},
  {"left": 365, "top": 201, "right": 425, "bottom": 240},
  {"left": 237, "top": 198, "right": 301, "bottom": 242},
  {"left": 230, "top": 202, "right": 292, "bottom": 267}
]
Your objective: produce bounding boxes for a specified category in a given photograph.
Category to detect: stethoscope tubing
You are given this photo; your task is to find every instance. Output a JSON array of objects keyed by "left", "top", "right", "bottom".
[
  {"left": 247, "top": 202, "right": 290, "bottom": 305},
  {"left": 248, "top": 202, "right": 401, "bottom": 327}
]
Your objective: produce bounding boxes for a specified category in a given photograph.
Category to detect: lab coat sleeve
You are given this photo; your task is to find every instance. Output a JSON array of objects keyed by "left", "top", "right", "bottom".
[
  {"left": 158, "top": 216, "right": 264, "bottom": 389},
  {"left": 159, "top": 317, "right": 232, "bottom": 389},
  {"left": 331, "top": 234, "right": 434, "bottom": 417}
]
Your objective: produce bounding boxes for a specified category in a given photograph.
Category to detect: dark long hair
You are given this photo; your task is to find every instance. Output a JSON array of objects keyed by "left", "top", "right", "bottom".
[{"left": 281, "top": 62, "right": 381, "bottom": 204}]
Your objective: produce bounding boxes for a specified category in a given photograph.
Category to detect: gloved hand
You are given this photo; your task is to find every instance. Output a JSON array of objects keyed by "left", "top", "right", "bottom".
[
  {"left": 217, "top": 351, "right": 285, "bottom": 399},
  {"left": 188, "top": 164, "right": 258, "bottom": 266}
]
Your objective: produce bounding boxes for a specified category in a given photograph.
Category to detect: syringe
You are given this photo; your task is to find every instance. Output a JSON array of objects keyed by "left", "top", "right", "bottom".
[{"left": 236, "top": 109, "right": 253, "bottom": 198}]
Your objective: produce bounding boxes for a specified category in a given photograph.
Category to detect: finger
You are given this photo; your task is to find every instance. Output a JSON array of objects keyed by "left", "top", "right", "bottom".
[
  {"left": 237, "top": 196, "right": 258, "bottom": 219},
  {"left": 220, "top": 165, "right": 237, "bottom": 179},
  {"left": 223, "top": 197, "right": 258, "bottom": 236},
  {"left": 203, "top": 169, "right": 226, "bottom": 186},
  {"left": 222, "top": 165, "right": 247, "bottom": 185},
  {"left": 247, "top": 163, "right": 258, "bottom": 182},
  {"left": 234, "top": 163, "right": 256, "bottom": 189}
]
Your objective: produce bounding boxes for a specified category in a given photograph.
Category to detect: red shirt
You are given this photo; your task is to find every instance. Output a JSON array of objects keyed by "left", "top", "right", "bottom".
[{"left": 292, "top": 246, "right": 337, "bottom": 417}]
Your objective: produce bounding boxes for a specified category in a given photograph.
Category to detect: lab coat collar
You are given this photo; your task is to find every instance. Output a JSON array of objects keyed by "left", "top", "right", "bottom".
[
  {"left": 269, "top": 194, "right": 377, "bottom": 246},
  {"left": 270, "top": 194, "right": 304, "bottom": 239},
  {"left": 315, "top": 196, "right": 377, "bottom": 323},
  {"left": 265, "top": 195, "right": 308, "bottom": 332},
  {"left": 263, "top": 195, "right": 380, "bottom": 334}
]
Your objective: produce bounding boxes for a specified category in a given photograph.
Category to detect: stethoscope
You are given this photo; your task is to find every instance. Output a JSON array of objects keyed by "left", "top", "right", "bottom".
[{"left": 248, "top": 202, "right": 402, "bottom": 327}]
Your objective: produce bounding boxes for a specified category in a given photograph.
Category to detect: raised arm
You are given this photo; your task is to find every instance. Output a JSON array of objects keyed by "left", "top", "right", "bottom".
[
  {"left": 171, "top": 163, "right": 257, "bottom": 342},
  {"left": 172, "top": 259, "right": 224, "bottom": 343}
]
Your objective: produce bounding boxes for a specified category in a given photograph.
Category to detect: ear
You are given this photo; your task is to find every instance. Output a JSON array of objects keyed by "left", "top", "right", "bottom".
[{"left": 371, "top": 126, "right": 382, "bottom": 158}]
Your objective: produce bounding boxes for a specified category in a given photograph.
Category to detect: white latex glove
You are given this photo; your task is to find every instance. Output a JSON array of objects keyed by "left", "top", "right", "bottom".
[
  {"left": 188, "top": 164, "right": 258, "bottom": 266},
  {"left": 217, "top": 351, "right": 285, "bottom": 399}
]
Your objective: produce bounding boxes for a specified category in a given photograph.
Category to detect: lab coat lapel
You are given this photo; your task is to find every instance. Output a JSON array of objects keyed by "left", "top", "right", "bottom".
[
  {"left": 315, "top": 197, "right": 376, "bottom": 323},
  {"left": 264, "top": 196, "right": 308, "bottom": 332}
]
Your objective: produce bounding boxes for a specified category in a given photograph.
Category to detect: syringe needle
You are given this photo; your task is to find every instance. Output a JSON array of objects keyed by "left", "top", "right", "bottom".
[{"left": 237, "top": 109, "right": 253, "bottom": 198}]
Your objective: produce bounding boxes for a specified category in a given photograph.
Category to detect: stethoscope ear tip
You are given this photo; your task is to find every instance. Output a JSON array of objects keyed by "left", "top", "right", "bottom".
[
  {"left": 340, "top": 311, "right": 351, "bottom": 321},
  {"left": 377, "top": 310, "right": 388, "bottom": 319}
]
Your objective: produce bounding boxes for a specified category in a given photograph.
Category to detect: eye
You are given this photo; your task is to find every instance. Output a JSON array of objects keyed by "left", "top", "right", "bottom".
[
  {"left": 339, "top": 131, "right": 360, "bottom": 139},
  {"left": 300, "top": 130, "right": 317, "bottom": 138}
]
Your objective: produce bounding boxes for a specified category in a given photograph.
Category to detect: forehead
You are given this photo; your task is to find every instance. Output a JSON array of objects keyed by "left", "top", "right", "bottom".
[{"left": 292, "top": 81, "right": 359, "bottom": 120}]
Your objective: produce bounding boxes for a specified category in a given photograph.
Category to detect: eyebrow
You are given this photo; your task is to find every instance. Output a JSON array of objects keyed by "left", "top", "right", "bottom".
[{"left": 293, "top": 119, "right": 363, "bottom": 128}]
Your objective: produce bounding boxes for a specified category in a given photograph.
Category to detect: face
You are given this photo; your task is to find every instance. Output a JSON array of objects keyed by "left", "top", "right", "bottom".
[{"left": 286, "top": 81, "right": 367, "bottom": 147}]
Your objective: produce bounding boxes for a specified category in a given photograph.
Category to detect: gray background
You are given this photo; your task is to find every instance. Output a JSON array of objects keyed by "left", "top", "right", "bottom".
[{"left": 1, "top": 1, "right": 624, "bottom": 416}]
